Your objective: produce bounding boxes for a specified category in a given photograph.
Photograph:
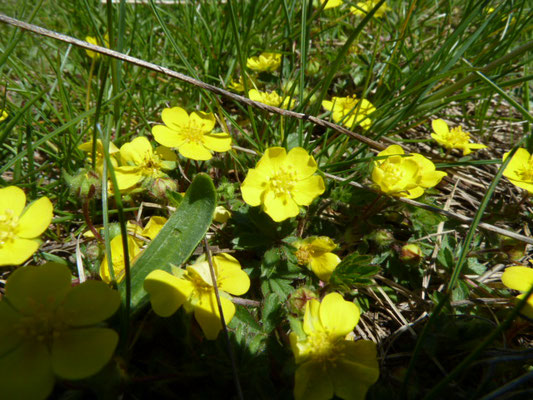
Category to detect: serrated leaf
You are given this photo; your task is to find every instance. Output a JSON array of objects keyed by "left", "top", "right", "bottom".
[
  {"left": 330, "top": 252, "right": 379, "bottom": 289},
  {"left": 262, "top": 293, "right": 283, "bottom": 333},
  {"left": 125, "top": 174, "right": 216, "bottom": 312}
]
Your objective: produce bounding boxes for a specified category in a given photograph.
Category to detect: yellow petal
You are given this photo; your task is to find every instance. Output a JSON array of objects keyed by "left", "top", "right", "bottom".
[
  {"left": 515, "top": 293, "right": 533, "bottom": 319},
  {"left": 144, "top": 270, "right": 194, "bottom": 317},
  {"left": 303, "top": 299, "right": 323, "bottom": 334},
  {"left": 319, "top": 293, "right": 360, "bottom": 336},
  {"left": 155, "top": 145, "right": 178, "bottom": 162},
  {"left": 202, "top": 132, "right": 232, "bottom": 152},
  {"left": 215, "top": 253, "right": 250, "bottom": 296},
  {"left": 285, "top": 147, "right": 318, "bottom": 179},
  {"left": 114, "top": 166, "right": 143, "bottom": 190},
  {"left": 0, "top": 301, "right": 23, "bottom": 355},
  {"left": 293, "top": 361, "right": 335, "bottom": 400},
  {"left": 0, "top": 186, "right": 26, "bottom": 216},
  {"left": 263, "top": 191, "right": 300, "bottom": 222},
  {"left": 120, "top": 136, "right": 153, "bottom": 165},
  {"left": 502, "top": 266, "right": 533, "bottom": 292},
  {"left": 141, "top": 216, "right": 167, "bottom": 240},
  {"left": 377, "top": 144, "right": 404, "bottom": 158},
  {"left": 62, "top": 280, "right": 121, "bottom": 326},
  {"left": 0, "top": 238, "right": 40, "bottom": 266},
  {"left": 0, "top": 341, "right": 54, "bottom": 400},
  {"left": 190, "top": 111, "right": 216, "bottom": 133},
  {"left": 322, "top": 100, "right": 334, "bottom": 111},
  {"left": 194, "top": 292, "right": 235, "bottom": 340},
  {"left": 503, "top": 148, "right": 531, "bottom": 182},
  {"left": 309, "top": 252, "right": 341, "bottom": 282},
  {"left": 4, "top": 263, "right": 71, "bottom": 313},
  {"left": 432, "top": 119, "right": 449, "bottom": 136},
  {"left": 152, "top": 125, "right": 184, "bottom": 148},
  {"left": 292, "top": 175, "right": 325, "bottom": 206},
  {"left": 241, "top": 169, "right": 268, "bottom": 206},
  {"left": 51, "top": 327, "right": 118, "bottom": 380},
  {"left": 99, "top": 235, "right": 140, "bottom": 283},
  {"left": 178, "top": 142, "right": 212, "bottom": 161},
  {"left": 256, "top": 147, "right": 287, "bottom": 174},
  {"left": 17, "top": 197, "right": 53, "bottom": 239},
  {"left": 161, "top": 107, "right": 189, "bottom": 130}
]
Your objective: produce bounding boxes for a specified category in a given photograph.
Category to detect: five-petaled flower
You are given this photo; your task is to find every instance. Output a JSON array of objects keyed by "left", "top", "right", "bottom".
[
  {"left": 114, "top": 136, "right": 177, "bottom": 191},
  {"left": 501, "top": 266, "right": 533, "bottom": 319},
  {"left": 290, "top": 292, "right": 379, "bottom": 400},
  {"left": 322, "top": 95, "right": 376, "bottom": 130},
  {"left": 319, "top": 0, "right": 344, "bottom": 9},
  {"left": 249, "top": 89, "right": 295, "bottom": 109},
  {"left": 78, "top": 139, "right": 120, "bottom": 174},
  {"left": 100, "top": 234, "right": 141, "bottom": 284},
  {"left": 431, "top": 119, "right": 487, "bottom": 156},
  {"left": 246, "top": 52, "right": 282, "bottom": 73},
  {"left": 294, "top": 236, "right": 341, "bottom": 282},
  {"left": 0, "top": 186, "right": 53, "bottom": 266},
  {"left": 372, "top": 145, "right": 447, "bottom": 199},
  {"left": 351, "top": 0, "right": 390, "bottom": 18},
  {"left": 144, "top": 253, "right": 250, "bottom": 340},
  {"left": 152, "top": 107, "right": 232, "bottom": 161},
  {"left": 502, "top": 148, "right": 533, "bottom": 193},
  {"left": 0, "top": 262, "right": 120, "bottom": 400},
  {"left": 241, "top": 147, "right": 325, "bottom": 222}
]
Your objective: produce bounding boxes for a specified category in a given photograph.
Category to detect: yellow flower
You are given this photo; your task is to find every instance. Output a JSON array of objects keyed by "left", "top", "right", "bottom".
[
  {"left": 0, "top": 186, "right": 53, "bottom": 266},
  {"left": 152, "top": 107, "right": 232, "bottom": 161},
  {"left": 85, "top": 34, "right": 109, "bottom": 59},
  {"left": 372, "top": 145, "right": 447, "bottom": 199},
  {"left": 246, "top": 52, "right": 282, "bottom": 73},
  {"left": 144, "top": 253, "right": 250, "bottom": 340},
  {"left": 0, "top": 109, "right": 8, "bottom": 122},
  {"left": 114, "top": 136, "right": 176, "bottom": 191},
  {"left": 351, "top": 0, "right": 390, "bottom": 18},
  {"left": 78, "top": 139, "right": 120, "bottom": 174},
  {"left": 213, "top": 206, "right": 231, "bottom": 223},
  {"left": 0, "top": 262, "right": 120, "bottom": 400},
  {"left": 431, "top": 119, "right": 487, "bottom": 156},
  {"left": 294, "top": 237, "right": 341, "bottom": 282},
  {"left": 228, "top": 75, "right": 255, "bottom": 93},
  {"left": 290, "top": 293, "right": 379, "bottom": 400},
  {"left": 502, "top": 148, "right": 533, "bottom": 193},
  {"left": 99, "top": 234, "right": 141, "bottom": 283},
  {"left": 322, "top": 95, "right": 376, "bottom": 130},
  {"left": 319, "top": 0, "right": 344, "bottom": 9},
  {"left": 241, "top": 147, "right": 326, "bottom": 222},
  {"left": 249, "top": 89, "right": 296, "bottom": 109},
  {"left": 501, "top": 266, "right": 533, "bottom": 319}
]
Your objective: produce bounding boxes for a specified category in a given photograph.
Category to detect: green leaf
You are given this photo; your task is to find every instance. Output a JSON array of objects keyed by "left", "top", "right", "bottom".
[
  {"left": 330, "top": 253, "right": 379, "bottom": 289},
  {"left": 262, "top": 293, "right": 283, "bottom": 333},
  {"left": 126, "top": 174, "right": 216, "bottom": 312}
]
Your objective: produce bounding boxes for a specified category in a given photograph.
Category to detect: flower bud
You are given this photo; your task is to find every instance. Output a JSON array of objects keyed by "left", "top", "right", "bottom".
[
  {"left": 149, "top": 177, "right": 177, "bottom": 199},
  {"left": 213, "top": 206, "right": 231, "bottom": 223},
  {"left": 287, "top": 288, "right": 318, "bottom": 316},
  {"left": 400, "top": 243, "right": 424, "bottom": 263},
  {"left": 64, "top": 168, "right": 101, "bottom": 200}
]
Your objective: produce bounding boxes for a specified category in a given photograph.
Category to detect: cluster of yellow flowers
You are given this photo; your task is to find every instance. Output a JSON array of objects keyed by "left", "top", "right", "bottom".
[{"left": 318, "top": 0, "right": 391, "bottom": 18}]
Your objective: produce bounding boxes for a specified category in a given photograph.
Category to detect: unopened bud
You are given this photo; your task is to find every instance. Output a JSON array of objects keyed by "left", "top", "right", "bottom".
[
  {"left": 150, "top": 177, "right": 177, "bottom": 199},
  {"left": 400, "top": 243, "right": 424, "bottom": 263},
  {"left": 287, "top": 288, "right": 317, "bottom": 316}
]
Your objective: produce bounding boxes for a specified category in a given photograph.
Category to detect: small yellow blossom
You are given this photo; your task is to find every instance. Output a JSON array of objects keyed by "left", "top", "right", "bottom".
[
  {"left": 319, "top": 0, "right": 344, "bottom": 9},
  {"left": 78, "top": 139, "right": 120, "bottom": 174},
  {"left": 228, "top": 75, "right": 255, "bottom": 93},
  {"left": 351, "top": 0, "right": 390, "bottom": 18},
  {"left": 322, "top": 95, "right": 376, "bottom": 130},
  {"left": 0, "top": 262, "right": 120, "bottom": 400},
  {"left": 246, "top": 52, "right": 282, "bottom": 73},
  {"left": 249, "top": 89, "right": 296, "bottom": 109},
  {"left": 114, "top": 136, "right": 176, "bottom": 191},
  {"left": 85, "top": 34, "right": 109, "bottom": 59},
  {"left": 501, "top": 266, "right": 533, "bottom": 319},
  {"left": 241, "top": 147, "right": 325, "bottom": 222},
  {"left": 431, "top": 119, "right": 487, "bottom": 156},
  {"left": 372, "top": 145, "right": 447, "bottom": 199},
  {"left": 213, "top": 206, "right": 231, "bottom": 223},
  {"left": 294, "top": 236, "right": 341, "bottom": 282},
  {"left": 100, "top": 234, "right": 141, "bottom": 283},
  {"left": 144, "top": 253, "right": 250, "bottom": 340},
  {"left": 290, "top": 293, "right": 379, "bottom": 400},
  {"left": 0, "top": 186, "right": 53, "bottom": 266},
  {"left": 502, "top": 148, "right": 533, "bottom": 193},
  {"left": 0, "top": 109, "right": 8, "bottom": 122},
  {"left": 152, "top": 107, "right": 232, "bottom": 161}
]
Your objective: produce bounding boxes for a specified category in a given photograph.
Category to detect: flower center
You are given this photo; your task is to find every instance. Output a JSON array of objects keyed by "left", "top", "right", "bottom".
[
  {"left": 268, "top": 167, "right": 297, "bottom": 196},
  {"left": 0, "top": 209, "right": 19, "bottom": 247},
  {"left": 15, "top": 302, "right": 69, "bottom": 347},
  {"left": 306, "top": 331, "right": 341, "bottom": 362},
  {"left": 295, "top": 246, "right": 311, "bottom": 265},
  {"left": 445, "top": 127, "right": 470, "bottom": 146},
  {"left": 141, "top": 155, "right": 163, "bottom": 177},
  {"left": 518, "top": 158, "right": 533, "bottom": 182},
  {"left": 380, "top": 159, "right": 408, "bottom": 188},
  {"left": 182, "top": 123, "right": 206, "bottom": 145}
]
